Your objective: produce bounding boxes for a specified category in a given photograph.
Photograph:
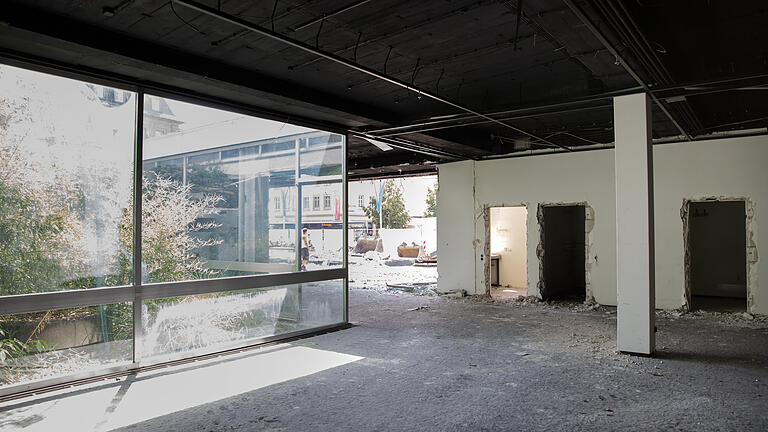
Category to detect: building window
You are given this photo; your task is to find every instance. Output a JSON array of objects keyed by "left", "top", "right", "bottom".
[
  {"left": 313, "top": 195, "right": 321, "bottom": 210},
  {"left": 358, "top": 195, "right": 364, "bottom": 208},
  {"left": 303, "top": 196, "right": 310, "bottom": 210},
  {"left": 274, "top": 196, "right": 281, "bottom": 210},
  {"left": 324, "top": 195, "right": 331, "bottom": 210}
]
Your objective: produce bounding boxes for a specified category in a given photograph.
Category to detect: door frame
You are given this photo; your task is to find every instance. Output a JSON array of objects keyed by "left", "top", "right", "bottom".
[
  {"left": 537, "top": 202, "right": 594, "bottom": 303},
  {"left": 681, "top": 197, "right": 753, "bottom": 312}
]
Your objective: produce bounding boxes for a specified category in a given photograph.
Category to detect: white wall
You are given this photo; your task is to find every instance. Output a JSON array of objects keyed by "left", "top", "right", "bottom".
[
  {"left": 437, "top": 134, "right": 767, "bottom": 314},
  {"left": 437, "top": 161, "right": 476, "bottom": 294},
  {"left": 654, "top": 136, "right": 764, "bottom": 312},
  {"left": 490, "top": 207, "right": 527, "bottom": 288}
]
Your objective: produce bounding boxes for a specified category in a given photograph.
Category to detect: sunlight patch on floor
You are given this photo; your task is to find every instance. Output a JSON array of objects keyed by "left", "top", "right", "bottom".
[{"left": 0, "top": 345, "right": 363, "bottom": 431}]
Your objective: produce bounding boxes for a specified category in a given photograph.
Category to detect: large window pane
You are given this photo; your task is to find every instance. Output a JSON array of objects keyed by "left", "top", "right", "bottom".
[
  {"left": 297, "top": 134, "right": 344, "bottom": 270},
  {"left": 140, "top": 279, "right": 344, "bottom": 360},
  {"left": 0, "top": 64, "right": 135, "bottom": 296},
  {"left": 141, "top": 95, "right": 345, "bottom": 282},
  {"left": 0, "top": 303, "right": 133, "bottom": 389}
]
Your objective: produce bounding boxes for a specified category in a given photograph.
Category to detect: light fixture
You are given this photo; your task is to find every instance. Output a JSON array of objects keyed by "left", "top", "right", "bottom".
[{"left": 362, "top": 137, "right": 393, "bottom": 151}]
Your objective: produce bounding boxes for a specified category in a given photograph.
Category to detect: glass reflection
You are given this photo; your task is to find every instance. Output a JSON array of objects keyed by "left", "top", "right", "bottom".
[
  {"left": 141, "top": 95, "right": 344, "bottom": 282},
  {"left": 0, "top": 304, "right": 133, "bottom": 388},
  {"left": 141, "top": 279, "right": 344, "bottom": 359}
]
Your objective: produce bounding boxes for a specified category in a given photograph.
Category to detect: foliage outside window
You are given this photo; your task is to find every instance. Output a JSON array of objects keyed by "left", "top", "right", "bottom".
[
  {"left": 363, "top": 179, "right": 410, "bottom": 229},
  {"left": 424, "top": 181, "right": 437, "bottom": 217}
]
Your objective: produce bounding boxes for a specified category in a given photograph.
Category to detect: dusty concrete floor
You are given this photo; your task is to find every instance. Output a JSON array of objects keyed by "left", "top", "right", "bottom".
[
  {"left": 5, "top": 290, "right": 765, "bottom": 431},
  {"left": 102, "top": 289, "right": 768, "bottom": 432}
]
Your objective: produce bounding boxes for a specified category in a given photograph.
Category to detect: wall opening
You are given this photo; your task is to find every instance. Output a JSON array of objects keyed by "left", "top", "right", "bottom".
[
  {"left": 488, "top": 206, "right": 528, "bottom": 299},
  {"left": 540, "top": 205, "right": 586, "bottom": 301},
  {"left": 687, "top": 200, "right": 747, "bottom": 312}
]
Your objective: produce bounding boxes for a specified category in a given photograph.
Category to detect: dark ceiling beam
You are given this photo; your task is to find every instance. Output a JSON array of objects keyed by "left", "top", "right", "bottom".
[
  {"left": 348, "top": 154, "right": 438, "bottom": 180},
  {"left": 174, "top": 0, "right": 571, "bottom": 152},
  {"left": 349, "top": 167, "right": 437, "bottom": 181},
  {"left": 591, "top": 0, "right": 705, "bottom": 136},
  {"left": 348, "top": 133, "right": 469, "bottom": 161},
  {"left": 0, "top": 2, "right": 479, "bottom": 162},
  {"left": 349, "top": 151, "right": 436, "bottom": 171},
  {"left": 562, "top": 0, "right": 693, "bottom": 141},
  {"left": 0, "top": 2, "right": 394, "bottom": 128}
]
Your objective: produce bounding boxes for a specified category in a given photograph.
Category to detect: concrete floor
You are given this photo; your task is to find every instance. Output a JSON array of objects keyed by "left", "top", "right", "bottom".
[{"left": 3, "top": 289, "right": 767, "bottom": 431}]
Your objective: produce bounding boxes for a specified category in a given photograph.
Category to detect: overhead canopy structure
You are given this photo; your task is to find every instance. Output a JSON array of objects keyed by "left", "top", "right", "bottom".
[{"left": 1, "top": 0, "right": 765, "bottom": 178}]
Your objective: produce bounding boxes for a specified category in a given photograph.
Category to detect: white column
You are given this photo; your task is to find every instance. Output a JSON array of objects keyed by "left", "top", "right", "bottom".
[{"left": 614, "top": 93, "right": 655, "bottom": 355}]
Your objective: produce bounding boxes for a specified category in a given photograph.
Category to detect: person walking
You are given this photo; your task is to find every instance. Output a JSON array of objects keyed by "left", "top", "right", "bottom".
[{"left": 301, "top": 227, "right": 310, "bottom": 271}]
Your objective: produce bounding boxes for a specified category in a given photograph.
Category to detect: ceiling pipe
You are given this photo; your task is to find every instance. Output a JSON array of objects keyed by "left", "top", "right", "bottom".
[
  {"left": 383, "top": 81, "right": 768, "bottom": 137},
  {"left": 376, "top": 104, "right": 613, "bottom": 137},
  {"left": 595, "top": 0, "right": 704, "bottom": 136},
  {"left": 349, "top": 132, "right": 471, "bottom": 161},
  {"left": 363, "top": 88, "right": 642, "bottom": 135},
  {"left": 289, "top": 0, "right": 371, "bottom": 32},
  {"left": 173, "top": 0, "right": 571, "bottom": 152},
  {"left": 562, "top": 0, "right": 693, "bottom": 141},
  {"left": 363, "top": 70, "right": 768, "bottom": 137}
]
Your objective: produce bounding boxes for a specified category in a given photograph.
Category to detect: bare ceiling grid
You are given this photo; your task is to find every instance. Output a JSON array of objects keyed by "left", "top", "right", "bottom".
[{"left": 0, "top": 0, "right": 766, "bottom": 177}]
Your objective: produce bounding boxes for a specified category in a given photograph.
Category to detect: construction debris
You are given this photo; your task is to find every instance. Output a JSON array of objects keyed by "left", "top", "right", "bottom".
[{"left": 354, "top": 237, "right": 383, "bottom": 254}]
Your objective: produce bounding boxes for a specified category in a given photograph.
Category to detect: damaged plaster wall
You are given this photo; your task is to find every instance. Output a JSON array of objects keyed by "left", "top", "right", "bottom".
[
  {"left": 470, "top": 150, "right": 616, "bottom": 302},
  {"left": 536, "top": 202, "right": 595, "bottom": 302},
  {"left": 436, "top": 160, "right": 477, "bottom": 295},
  {"left": 654, "top": 136, "right": 764, "bottom": 314},
  {"left": 437, "top": 134, "right": 767, "bottom": 314}
]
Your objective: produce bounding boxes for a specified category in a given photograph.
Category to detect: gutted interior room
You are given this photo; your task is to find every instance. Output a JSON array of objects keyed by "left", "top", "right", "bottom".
[
  {"left": 0, "top": 0, "right": 766, "bottom": 430},
  {"left": 687, "top": 200, "right": 748, "bottom": 312},
  {"left": 488, "top": 206, "right": 528, "bottom": 299},
  {"left": 539, "top": 204, "right": 586, "bottom": 302}
]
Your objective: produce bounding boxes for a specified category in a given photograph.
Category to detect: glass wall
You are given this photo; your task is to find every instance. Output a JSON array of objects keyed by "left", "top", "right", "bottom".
[
  {"left": 141, "top": 95, "right": 345, "bottom": 280},
  {"left": 140, "top": 279, "right": 344, "bottom": 361},
  {"left": 0, "top": 64, "right": 347, "bottom": 396},
  {"left": 0, "top": 304, "right": 133, "bottom": 387},
  {"left": 0, "top": 64, "right": 135, "bottom": 295}
]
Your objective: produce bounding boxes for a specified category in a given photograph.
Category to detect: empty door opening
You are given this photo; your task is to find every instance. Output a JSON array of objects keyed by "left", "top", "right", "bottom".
[
  {"left": 489, "top": 206, "right": 527, "bottom": 299},
  {"left": 541, "top": 205, "right": 586, "bottom": 301},
  {"left": 688, "top": 200, "right": 747, "bottom": 312}
]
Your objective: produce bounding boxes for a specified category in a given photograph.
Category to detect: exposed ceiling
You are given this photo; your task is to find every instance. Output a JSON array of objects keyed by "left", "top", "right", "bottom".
[{"left": 1, "top": 0, "right": 766, "bottom": 178}]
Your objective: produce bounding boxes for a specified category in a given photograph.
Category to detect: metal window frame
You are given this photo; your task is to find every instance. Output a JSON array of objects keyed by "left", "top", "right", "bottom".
[{"left": 0, "top": 60, "right": 349, "bottom": 397}]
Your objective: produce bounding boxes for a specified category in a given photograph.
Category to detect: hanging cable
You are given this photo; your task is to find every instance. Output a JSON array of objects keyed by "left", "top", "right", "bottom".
[
  {"left": 316, "top": 15, "right": 326, "bottom": 48},
  {"left": 435, "top": 68, "right": 445, "bottom": 95},
  {"left": 271, "top": 0, "right": 278, "bottom": 31},
  {"left": 353, "top": 32, "right": 362, "bottom": 62},
  {"left": 383, "top": 46, "right": 393, "bottom": 74},
  {"left": 169, "top": 1, "right": 204, "bottom": 34}
]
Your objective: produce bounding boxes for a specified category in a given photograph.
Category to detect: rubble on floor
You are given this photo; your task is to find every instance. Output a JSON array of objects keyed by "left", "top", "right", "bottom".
[
  {"left": 657, "top": 308, "right": 768, "bottom": 329},
  {"left": 349, "top": 253, "right": 437, "bottom": 295}
]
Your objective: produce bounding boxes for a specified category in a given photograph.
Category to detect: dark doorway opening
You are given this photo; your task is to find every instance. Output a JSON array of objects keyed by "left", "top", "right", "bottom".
[
  {"left": 541, "top": 205, "right": 585, "bottom": 301},
  {"left": 689, "top": 201, "right": 747, "bottom": 312}
]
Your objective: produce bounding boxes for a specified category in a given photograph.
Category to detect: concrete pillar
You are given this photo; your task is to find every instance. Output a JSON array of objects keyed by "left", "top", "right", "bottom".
[{"left": 613, "top": 93, "right": 655, "bottom": 355}]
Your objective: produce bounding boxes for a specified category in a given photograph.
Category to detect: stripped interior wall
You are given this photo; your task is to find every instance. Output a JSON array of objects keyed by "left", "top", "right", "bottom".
[{"left": 437, "top": 134, "right": 766, "bottom": 314}]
